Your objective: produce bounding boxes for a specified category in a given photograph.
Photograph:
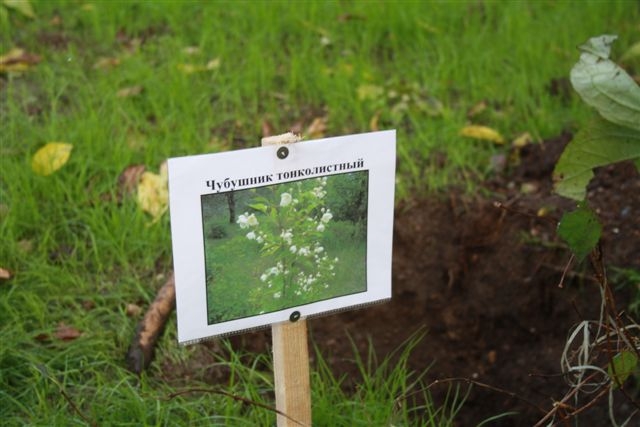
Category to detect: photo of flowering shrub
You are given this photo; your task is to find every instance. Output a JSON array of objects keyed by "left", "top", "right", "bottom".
[{"left": 201, "top": 171, "right": 368, "bottom": 324}]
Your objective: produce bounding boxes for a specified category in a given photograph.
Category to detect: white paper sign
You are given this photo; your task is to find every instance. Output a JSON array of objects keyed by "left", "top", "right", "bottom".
[{"left": 168, "top": 130, "right": 396, "bottom": 344}]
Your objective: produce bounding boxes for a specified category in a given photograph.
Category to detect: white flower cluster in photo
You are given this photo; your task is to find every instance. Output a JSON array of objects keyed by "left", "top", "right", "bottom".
[
  {"left": 237, "top": 212, "right": 268, "bottom": 243},
  {"left": 238, "top": 177, "right": 339, "bottom": 302}
]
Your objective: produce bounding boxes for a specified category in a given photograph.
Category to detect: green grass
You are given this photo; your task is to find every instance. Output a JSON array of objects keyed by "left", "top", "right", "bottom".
[{"left": 1, "top": 1, "right": 639, "bottom": 425}]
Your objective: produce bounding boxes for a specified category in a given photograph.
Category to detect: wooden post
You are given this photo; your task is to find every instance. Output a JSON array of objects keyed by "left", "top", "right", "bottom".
[
  {"left": 262, "top": 133, "right": 312, "bottom": 427},
  {"left": 272, "top": 320, "right": 311, "bottom": 426}
]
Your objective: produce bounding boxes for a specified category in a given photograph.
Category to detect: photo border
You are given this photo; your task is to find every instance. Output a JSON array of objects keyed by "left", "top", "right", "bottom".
[{"left": 200, "top": 170, "right": 370, "bottom": 325}]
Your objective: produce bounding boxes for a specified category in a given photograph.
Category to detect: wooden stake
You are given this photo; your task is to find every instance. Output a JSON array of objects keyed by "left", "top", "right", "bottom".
[
  {"left": 262, "top": 133, "right": 312, "bottom": 427},
  {"left": 272, "top": 320, "right": 311, "bottom": 426}
]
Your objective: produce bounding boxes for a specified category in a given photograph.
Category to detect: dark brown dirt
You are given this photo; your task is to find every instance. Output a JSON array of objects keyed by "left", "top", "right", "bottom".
[{"left": 160, "top": 134, "right": 640, "bottom": 426}]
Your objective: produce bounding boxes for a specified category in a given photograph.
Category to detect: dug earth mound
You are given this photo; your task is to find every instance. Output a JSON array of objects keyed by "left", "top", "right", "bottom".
[{"left": 162, "top": 134, "right": 639, "bottom": 426}]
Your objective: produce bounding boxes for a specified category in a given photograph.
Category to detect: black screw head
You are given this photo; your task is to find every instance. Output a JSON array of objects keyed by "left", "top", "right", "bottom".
[
  {"left": 277, "top": 146, "right": 289, "bottom": 159},
  {"left": 289, "top": 311, "right": 301, "bottom": 322}
]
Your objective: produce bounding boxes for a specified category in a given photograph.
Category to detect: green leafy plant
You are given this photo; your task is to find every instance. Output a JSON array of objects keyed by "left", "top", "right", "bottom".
[{"left": 551, "top": 34, "right": 640, "bottom": 425}]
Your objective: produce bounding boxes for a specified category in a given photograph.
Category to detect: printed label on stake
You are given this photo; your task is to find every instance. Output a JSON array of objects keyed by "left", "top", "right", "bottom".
[{"left": 168, "top": 130, "right": 396, "bottom": 344}]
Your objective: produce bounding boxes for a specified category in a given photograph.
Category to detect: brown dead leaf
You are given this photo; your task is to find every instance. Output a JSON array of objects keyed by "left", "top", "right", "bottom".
[
  {"left": 338, "top": 13, "right": 366, "bottom": 22},
  {"left": 467, "top": 100, "right": 487, "bottom": 118},
  {"left": 369, "top": 111, "right": 381, "bottom": 132},
  {"left": 116, "top": 85, "right": 143, "bottom": 98},
  {"left": 0, "top": 267, "right": 11, "bottom": 280},
  {"left": 261, "top": 119, "right": 274, "bottom": 138},
  {"left": 306, "top": 116, "right": 327, "bottom": 139},
  {"left": 54, "top": 323, "right": 82, "bottom": 341},
  {"left": 118, "top": 164, "right": 146, "bottom": 197},
  {"left": 93, "top": 57, "right": 121, "bottom": 70},
  {"left": 126, "top": 303, "right": 143, "bottom": 317},
  {"left": 289, "top": 120, "right": 304, "bottom": 135},
  {"left": 49, "top": 15, "right": 62, "bottom": 26},
  {"left": 34, "top": 333, "right": 51, "bottom": 342},
  {"left": 0, "top": 48, "right": 42, "bottom": 73}
]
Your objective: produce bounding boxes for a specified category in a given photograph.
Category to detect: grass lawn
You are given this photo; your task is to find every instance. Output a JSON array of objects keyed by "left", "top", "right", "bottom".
[{"left": 1, "top": 1, "right": 638, "bottom": 425}]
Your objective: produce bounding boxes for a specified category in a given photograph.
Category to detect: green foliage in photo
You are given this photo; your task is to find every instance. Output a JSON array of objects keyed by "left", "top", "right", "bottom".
[{"left": 203, "top": 172, "right": 368, "bottom": 323}]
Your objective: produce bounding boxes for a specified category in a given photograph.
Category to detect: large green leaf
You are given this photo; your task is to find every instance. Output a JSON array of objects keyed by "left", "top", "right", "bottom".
[
  {"left": 557, "top": 203, "right": 601, "bottom": 262},
  {"left": 553, "top": 117, "right": 640, "bottom": 200},
  {"left": 608, "top": 350, "right": 639, "bottom": 388},
  {"left": 570, "top": 35, "right": 640, "bottom": 131}
]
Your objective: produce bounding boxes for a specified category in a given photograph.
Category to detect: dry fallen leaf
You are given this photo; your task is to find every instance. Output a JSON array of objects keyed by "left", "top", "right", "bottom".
[
  {"left": 54, "top": 323, "right": 82, "bottom": 341},
  {"left": 49, "top": 14, "right": 62, "bottom": 26},
  {"left": 177, "top": 58, "right": 220, "bottom": 74},
  {"left": 137, "top": 162, "right": 168, "bottom": 221},
  {"left": 261, "top": 119, "right": 274, "bottom": 138},
  {"left": 81, "top": 300, "right": 96, "bottom": 310},
  {"left": 182, "top": 46, "right": 200, "bottom": 55},
  {"left": 512, "top": 132, "right": 532, "bottom": 148},
  {"left": 116, "top": 85, "right": 143, "bottom": 98},
  {"left": 467, "top": 100, "right": 487, "bottom": 118},
  {"left": 0, "top": 267, "right": 11, "bottom": 280},
  {"left": 118, "top": 164, "right": 146, "bottom": 197},
  {"left": 369, "top": 111, "right": 381, "bottom": 131},
  {"left": 357, "top": 84, "right": 384, "bottom": 101},
  {"left": 126, "top": 303, "right": 142, "bottom": 317},
  {"left": 206, "top": 58, "right": 220, "bottom": 70},
  {"left": 459, "top": 125, "right": 505, "bottom": 145},
  {"left": 31, "top": 142, "right": 73, "bottom": 176},
  {"left": 0, "top": 47, "right": 41, "bottom": 73},
  {"left": 17, "top": 239, "right": 33, "bottom": 253},
  {"left": 34, "top": 332, "right": 50, "bottom": 342},
  {"left": 306, "top": 116, "right": 327, "bottom": 139},
  {"left": 93, "top": 56, "right": 120, "bottom": 70},
  {"left": 176, "top": 63, "right": 198, "bottom": 74}
]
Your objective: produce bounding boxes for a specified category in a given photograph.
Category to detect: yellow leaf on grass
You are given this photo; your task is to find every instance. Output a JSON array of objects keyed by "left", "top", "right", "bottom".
[
  {"left": 512, "top": 132, "right": 532, "bottom": 148},
  {"left": 137, "top": 163, "right": 168, "bottom": 221},
  {"left": 93, "top": 56, "right": 120, "bottom": 69},
  {"left": 116, "top": 85, "right": 143, "bottom": 98},
  {"left": 0, "top": 47, "right": 41, "bottom": 73},
  {"left": 182, "top": 46, "right": 200, "bottom": 55},
  {"left": 31, "top": 142, "right": 73, "bottom": 176},
  {"left": 3, "top": 0, "right": 36, "bottom": 19},
  {"left": 459, "top": 125, "right": 505, "bottom": 144},
  {"left": 205, "top": 58, "right": 221, "bottom": 70},
  {"left": 177, "top": 58, "right": 220, "bottom": 74},
  {"left": 357, "top": 84, "right": 384, "bottom": 101}
]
